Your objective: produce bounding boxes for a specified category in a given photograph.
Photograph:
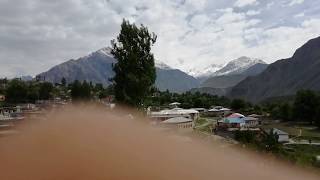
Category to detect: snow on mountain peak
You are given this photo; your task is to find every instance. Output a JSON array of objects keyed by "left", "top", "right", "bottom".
[
  {"left": 212, "top": 56, "right": 266, "bottom": 76},
  {"left": 97, "top": 47, "right": 112, "bottom": 56},
  {"left": 155, "top": 61, "right": 173, "bottom": 70},
  {"left": 186, "top": 64, "right": 223, "bottom": 78}
]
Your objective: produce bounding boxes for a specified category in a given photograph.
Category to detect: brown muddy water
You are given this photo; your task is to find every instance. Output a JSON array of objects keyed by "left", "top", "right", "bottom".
[{"left": 0, "top": 105, "right": 319, "bottom": 180}]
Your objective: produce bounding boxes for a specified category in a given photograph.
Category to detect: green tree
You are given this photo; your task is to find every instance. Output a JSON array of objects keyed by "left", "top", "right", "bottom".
[
  {"left": 262, "top": 129, "right": 280, "bottom": 153},
  {"left": 70, "top": 80, "right": 91, "bottom": 101},
  {"left": 234, "top": 130, "right": 256, "bottom": 144},
  {"left": 81, "top": 81, "right": 91, "bottom": 99},
  {"left": 71, "top": 80, "right": 82, "bottom": 100},
  {"left": 230, "top": 99, "right": 247, "bottom": 111},
  {"left": 5, "top": 79, "right": 28, "bottom": 103},
  {"left": 111, "top": 19, "right": 157, "bottom": 106},
  {"left": 61, "top": 77, "right": 66, "bottom": 87},
  {"left": 315, "top": 106, "right": 320, "bottom": 128},
  {"left": 279, "top": 103, "right": 292, "bottom": 121},
  {"left": 26, "top": 84, "right": 40, "bottom": 102},
  {"left": 293, "top": 90, "right": 319, "bottom": 124},
  {"left": 39, "top": 82, "right": 54, "bottom": 100}
]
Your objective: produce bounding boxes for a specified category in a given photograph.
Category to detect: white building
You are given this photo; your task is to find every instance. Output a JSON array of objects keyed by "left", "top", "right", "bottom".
[
  {"left": 208, "top": 106, "right": 231, "bottom": 117},
  {"left": 160, "top": 117, "right": 193, "bottom": 128},
  {"left": 272, "top": 128, "right": 289, "bottom": 142},
  {"left": 169, "top": 102, "right": 181, "bottom": 108},
  {"left": 149, "top": 108, "right": 199, "bottom": 122}
]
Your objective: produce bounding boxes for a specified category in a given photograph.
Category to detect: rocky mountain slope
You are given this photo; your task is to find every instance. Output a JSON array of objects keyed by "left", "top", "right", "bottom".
[
  {"left": 37, "top": 48, "right": 199, "bottom": 93},
  {"left": 201, "top": 63, "right": 268, "bottom": 88},
  {"left": 228, "top": 36, "right": 320, "bottom": 102}
]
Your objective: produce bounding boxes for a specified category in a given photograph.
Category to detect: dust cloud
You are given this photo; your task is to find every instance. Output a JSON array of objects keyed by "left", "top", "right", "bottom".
[{"left": 0, "top": 105, "right": 319, "bottom": 180}]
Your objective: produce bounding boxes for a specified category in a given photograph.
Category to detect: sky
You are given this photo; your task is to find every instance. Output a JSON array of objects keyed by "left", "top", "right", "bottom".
[{"left": 0, "top": 0, "right": 320, "bottom": 77}]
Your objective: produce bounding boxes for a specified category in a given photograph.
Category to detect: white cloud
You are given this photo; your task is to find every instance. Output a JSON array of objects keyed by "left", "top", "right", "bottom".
[
  {"left": 294, "top": 12, "right": 305, "bottom": 18},
  {"left": 266, "top": 2, "right": 274, "bottom": 9},
  {"left": 289, "top": 0, "right": 305, "bottom": 6},
  {"left": 234, "top": 0, "right": 259, "bottom": 7},
  {"left": 246, "top": 10, "right": 261, "bottom": 16},
  {"left": 0, "top": 0, "right": 320, "bottom": 77}
]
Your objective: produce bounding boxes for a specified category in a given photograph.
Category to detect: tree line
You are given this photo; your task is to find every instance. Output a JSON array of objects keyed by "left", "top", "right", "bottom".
[
  {"left": 0, "top": 78, "right": 112, "bottom": 105},
  {"left": 265, "top": 90, "right": 320, "bottom": 126}
]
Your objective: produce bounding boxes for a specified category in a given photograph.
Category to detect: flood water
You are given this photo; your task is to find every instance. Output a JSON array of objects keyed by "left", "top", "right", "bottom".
[{"left": 0, "top": 105, "right": 319, "bottom": 180}]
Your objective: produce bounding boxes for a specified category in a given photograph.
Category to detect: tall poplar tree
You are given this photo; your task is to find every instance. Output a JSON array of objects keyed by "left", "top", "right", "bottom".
[{"left": 111, "top": 19, "right": 157, "bottom": 106}]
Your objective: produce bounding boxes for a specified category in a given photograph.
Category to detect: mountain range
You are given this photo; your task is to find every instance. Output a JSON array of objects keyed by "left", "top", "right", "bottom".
[
  {"left": 37, "top": 48, "right": 267, "bottom": 94},
  {"left": 37, "top": 48, "right": 199, "bottom": 93},
  {"left": 190, "top": 57, "right": 268, "bottom": 96},
  {"left": 37, "top": 36, "right": 320, "bottom": 102},
  {"left": 229, "top": 36, "right": 320, "bottom": 102}
]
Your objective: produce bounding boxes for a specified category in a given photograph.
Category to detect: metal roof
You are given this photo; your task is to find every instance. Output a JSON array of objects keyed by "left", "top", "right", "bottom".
[
  {"left": 208, "top": 108, "right": 221, "bottom": 112},
  {"left": 224, "top": 117, "right": 245, "bottom": 124},
  {"left": 243, "top": 117, "right": 259, "bottom": 121},
  {"left": 161, "top": 117, "right": 193, "bottom": 124},
  {"left": 227, "top": 113, "right": 245, "bottom": 118},
  {"left": 169, "top": 102, "right": 181, "bottom": 106},
  {"left": 272, "top": 128, "right": 288, "bottom": 135},
  {"left": 150, "top": 108, "right": 199, "bottom": 117}
]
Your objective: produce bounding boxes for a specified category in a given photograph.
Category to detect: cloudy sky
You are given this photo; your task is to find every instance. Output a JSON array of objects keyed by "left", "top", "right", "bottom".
[{"left": 1, "top": 0, "right": 320, "bottom": 77}]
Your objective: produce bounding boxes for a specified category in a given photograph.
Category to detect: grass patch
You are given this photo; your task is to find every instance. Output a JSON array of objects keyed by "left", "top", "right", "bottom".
[
  {"left": 194, "top": 118, "right": 216, "bottom": 133},
  {"left": 280, "top": 144, "right": 320, "bottom": 167}
]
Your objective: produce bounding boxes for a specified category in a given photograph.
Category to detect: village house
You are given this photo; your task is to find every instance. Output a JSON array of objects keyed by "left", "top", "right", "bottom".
[
  {"left": 192, "top": 108, "right": 207, "bottom": 113},
  {"left": 169, "top": 102, "right": 181, "bottom": 108},
  {"left": 271, "top": 128, "right": 289, "bottom": 142},
  {"left": 160, "top": 116, "right": 193, "bottom": 129},
  {"left": 149, "top": 108, "right": 199, "bottom": 122},
  {"left": 217, "top": 113, "right": 260, "bottom": 130},
  {"left": 0, "top": 106, "right": 24, "bottom": 121},
  {"left": 243, "top": 116, "right": 260, "bottom": 128},
  {"left": 208, "top": 106, "right": 231, "bottom": 117}
]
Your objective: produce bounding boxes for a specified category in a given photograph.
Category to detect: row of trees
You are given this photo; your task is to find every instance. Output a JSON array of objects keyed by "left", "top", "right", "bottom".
[
  {"left": 143, "top": 90, "right": 231, "bottom": 109},
  {"left": 3, "top": 79, "right": 54, "bottom": 103},
  {"left": 0, "top": 78, "right": 113, "bottom": 104},
  {"left": 68, "top": 80, "right": 113, "bottom": 101},
  {"left": 265, "top": 90, "right": 320, "bottom": 126}
]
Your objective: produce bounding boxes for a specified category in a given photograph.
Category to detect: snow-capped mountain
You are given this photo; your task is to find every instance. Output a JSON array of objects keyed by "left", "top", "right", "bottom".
[
  {"left": 191, "top": 56, "right": 268, "bottom": 96},
  {"left": 212, "top": 56, "right": 267, "bottom": 76},
  {"left": 186, "top": 64, "right": 223, "bottom": 78}
]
